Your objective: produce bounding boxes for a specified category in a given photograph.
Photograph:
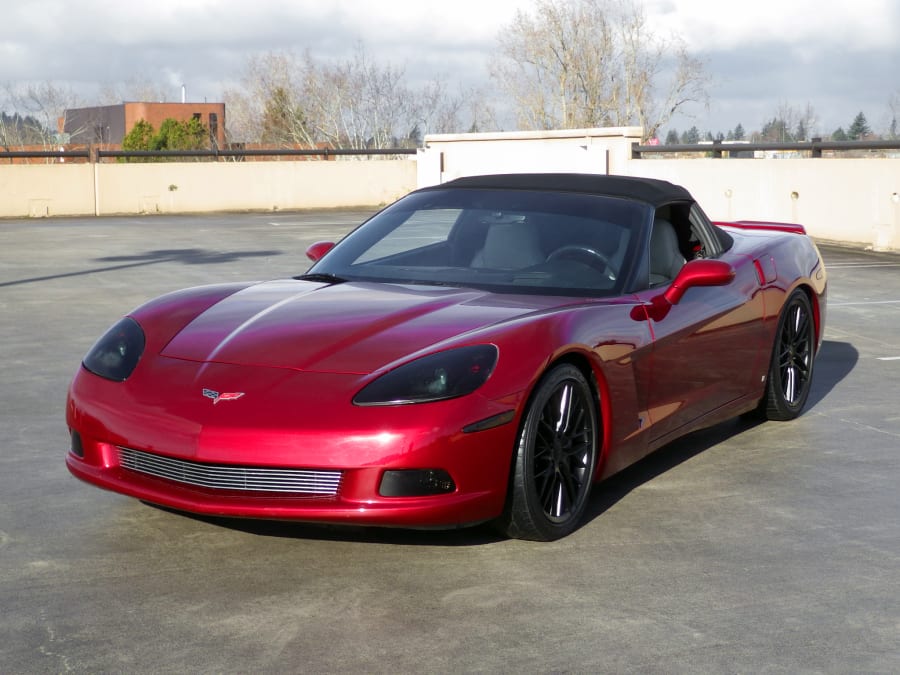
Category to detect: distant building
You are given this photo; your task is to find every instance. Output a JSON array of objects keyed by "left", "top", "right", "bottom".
[{"left": 61, "top": 102, "right": 226, "bottom": 148}]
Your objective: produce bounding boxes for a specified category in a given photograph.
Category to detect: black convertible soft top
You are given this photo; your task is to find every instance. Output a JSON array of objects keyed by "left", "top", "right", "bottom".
[{"left": 436, "top": 173, "right": 693, "bottom": 208}]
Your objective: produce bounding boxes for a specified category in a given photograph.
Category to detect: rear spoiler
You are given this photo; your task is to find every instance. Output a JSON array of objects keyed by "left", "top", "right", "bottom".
[{"left": 715, "top": 220, "right": 807, "bottom": 235}]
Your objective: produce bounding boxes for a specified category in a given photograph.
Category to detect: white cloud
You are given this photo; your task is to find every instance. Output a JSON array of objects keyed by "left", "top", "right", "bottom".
[
  {"left": 1, "top": 0, "right": 897, "bottom": 135},
  {"left": 646, "top": 0, "right": 900, "bottom": 51}
]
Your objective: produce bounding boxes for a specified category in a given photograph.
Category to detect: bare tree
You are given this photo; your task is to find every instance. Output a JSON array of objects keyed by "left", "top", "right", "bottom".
[
  {"left": 98, "top": 75, "right": 172, "bottom": 105},
  {"left": 489, "top": 0, "right": 709, "bottom": 139},
  {"left": 223, "top": 51, "right": 317, "bottom": 147},
  {"left": 885, "top": 92, "right": 899, "bottom": 139},
  {"left": 224, "top": 45, "right": 483, "bottom": 149},
  {"left": 0, "top": 111, "right": 47, "bottom": 149},
  {"left": 754, "top": 102, "right": 819, "bottom": 142},
  {"left": 2, "top": 81, "right": 84, "bottom": 147},
  {"left": 300, "top": 44, "right": 411, "bottom": 148}
]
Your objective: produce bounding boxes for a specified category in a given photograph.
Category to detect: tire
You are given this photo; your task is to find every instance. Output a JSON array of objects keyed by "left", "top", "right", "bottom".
[
  {"left": 758, "top": 289, "right": 816, "bottom": 421},
  {"left": 498, "top": 364, "right": 599, "bottom": 541}
]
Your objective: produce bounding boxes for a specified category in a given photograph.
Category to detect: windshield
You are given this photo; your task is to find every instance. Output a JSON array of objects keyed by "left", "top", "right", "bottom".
[{"left": 307, "top": 188, "right": 651, "bottom": 296}]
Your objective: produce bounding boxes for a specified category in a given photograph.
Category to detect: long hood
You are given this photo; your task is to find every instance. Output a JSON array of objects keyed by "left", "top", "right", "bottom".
[{"left": 160, "top": 280, "right": 575, "bottom": 374}]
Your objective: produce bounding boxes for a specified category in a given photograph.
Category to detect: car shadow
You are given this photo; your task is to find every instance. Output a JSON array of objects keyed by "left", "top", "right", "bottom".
[
  {"left": 147, "top": 340, "right": 858, "bottom": 546},
  {"left": 147, "top": 505, "right": 506, "bottom": 547},
  {"left": 580, "top": 416, "right": 759, "bottom": 527},
  {"left": 0, "top": 248, "right": 283, "bottom": 288},
  {"left": 805, "top": 339, "right": 858, "bottom": 410},
  {"left": 580, "top": 338, "right": 858, "bottom": 525}
]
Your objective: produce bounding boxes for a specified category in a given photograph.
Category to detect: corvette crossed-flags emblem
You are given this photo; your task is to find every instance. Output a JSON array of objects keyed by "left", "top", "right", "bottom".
[{"left": 202, "top": 388, "right": 245, "bottom": 404}]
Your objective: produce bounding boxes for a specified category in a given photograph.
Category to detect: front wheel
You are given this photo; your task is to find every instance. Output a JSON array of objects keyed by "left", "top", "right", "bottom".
[
  {"left": 497, "top": 364, "right": 599, "bottom": 541},
  {"left": 757, "top": 289, "right": 816, "bottom": 420}
]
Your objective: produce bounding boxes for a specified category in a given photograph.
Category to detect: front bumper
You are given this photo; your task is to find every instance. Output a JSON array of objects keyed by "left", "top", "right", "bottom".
[{"left": 65, "top": 362, "right": 521, "bottom": 528}]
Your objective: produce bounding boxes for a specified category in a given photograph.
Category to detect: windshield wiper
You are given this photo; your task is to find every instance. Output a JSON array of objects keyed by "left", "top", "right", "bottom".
[{"left": 294, "top": 272, "right": 348, "bottom": 284}]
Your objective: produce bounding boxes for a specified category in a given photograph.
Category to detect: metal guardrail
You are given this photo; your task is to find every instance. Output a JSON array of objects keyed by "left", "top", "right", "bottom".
[
  {"left": 0, "top": 149, "right": 91, "bottom": 161},
  {"left": 0, "top": 147, "right": 418, "bottom": 162},
  {"left": 6, "top": 140, "right": 899, "bottom": 162},
  {"left": 632, "top": 139, "right": 900, "bottom": 159},
  {"left": 98, "top": 148, "right": 418, "bottom": 160}
]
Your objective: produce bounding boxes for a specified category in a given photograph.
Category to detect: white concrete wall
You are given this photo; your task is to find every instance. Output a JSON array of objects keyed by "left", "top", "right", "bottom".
[
  {"left": 0, "top": 159, "right": 417, "bottom": 218},
  {"left": 2, "top": 131, "right": 899, "bottom": 252},
  {"left": 417, "top": 127, "right": 642, "bottom": 187},
  {"left": 623, "top": 158, "right": 900, "bottom": 251},
  {"left": 0, "top": 164, "right": 96, "bottom": 217},
  {"left": 95, "top": 159, "right": 417, "bottom": 215},
  {"left": 417, "top": 128, "right": 899, "bottom": 251}
]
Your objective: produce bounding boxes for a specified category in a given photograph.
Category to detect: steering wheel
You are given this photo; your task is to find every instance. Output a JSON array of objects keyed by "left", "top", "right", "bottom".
[{"left": 546, "top": 245, "right": 616, "bottom": 280}]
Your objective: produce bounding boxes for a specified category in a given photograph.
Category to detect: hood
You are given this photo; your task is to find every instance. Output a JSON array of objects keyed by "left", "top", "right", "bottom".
[{"left": 160, "top": 280, "right": 577, "bottom": 374}]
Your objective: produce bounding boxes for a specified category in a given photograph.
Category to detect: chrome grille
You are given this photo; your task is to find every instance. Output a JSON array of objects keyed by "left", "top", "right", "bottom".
[{"left": 117, "top": 447, "right": 341, "bottom": 496}]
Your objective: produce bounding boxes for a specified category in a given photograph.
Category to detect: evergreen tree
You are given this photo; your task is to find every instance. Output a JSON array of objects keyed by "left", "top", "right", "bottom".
[
  {"left": 121, "top": 119, "right": 156, "bottom": 161},
  {"left": 0, "top": 111, "right": 47, "bottom": 145},
  {"left": 733, "top": 123, "right": 745, "bottom": 141},
  {"left": 665, "top": 128, "right": 679, "bottom": 145},
  {"left": 681, "top": 126, "right": 700, "bottom": 144},
  {"left": 119, "top": 117, "right": 210, "bottom": 161},
  {"left": 261, "top": 86, "right": 307, "bottom": 145},
  {"left": 761, "top": 117, "right": 790, "bottom": 142},
  {"left": 406, "top": 124, "right": 422, "bottom": 148},
  {"left": 154, "top": 117, "right": 208, "bottom": 150},
  {"left": 847, "top": 111, "right": 871, "bottom": 140},
  {"left": 831, "top": 127, "right": 848, "bottom": 141}
]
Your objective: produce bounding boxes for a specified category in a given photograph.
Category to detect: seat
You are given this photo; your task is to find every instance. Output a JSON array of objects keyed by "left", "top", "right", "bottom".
[
  {"left": 649, "top": 218, "right": 685, "bottom": 285},
  {"left": 471, "top": 221, "right": 544, "bottom": 269}
]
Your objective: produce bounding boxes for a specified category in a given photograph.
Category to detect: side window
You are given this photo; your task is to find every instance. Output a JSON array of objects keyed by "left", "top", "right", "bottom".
[{"left": 688, "top": 205, "right": 728, "bottom": 258}]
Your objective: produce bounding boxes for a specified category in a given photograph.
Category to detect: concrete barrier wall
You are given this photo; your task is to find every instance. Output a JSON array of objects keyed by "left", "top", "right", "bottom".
[
  {"left": 2, "top": 132, "right": 899, "bottom": 252},
  {"left": 0, "top": 159, "right": 417, "bottom": 218},
  {"left": 95, "top": 160, "right": 417, "bottom": 215},
  {"left": 0, "top": 164, "right": 96, "bottom": 217},
  {"left": 416, "top": 127, "right": 643, "bottom": 186},
  {"left": 623, "top": 158, "right": 900, "bottom": 251},
  {"left": 419, "top": 129, "right": 899, "bottom": 251}
]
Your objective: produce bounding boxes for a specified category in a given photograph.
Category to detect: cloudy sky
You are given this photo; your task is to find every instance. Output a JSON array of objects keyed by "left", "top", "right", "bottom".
[{"left": 2, "top": 0, "right": 898, "bottom": 137}]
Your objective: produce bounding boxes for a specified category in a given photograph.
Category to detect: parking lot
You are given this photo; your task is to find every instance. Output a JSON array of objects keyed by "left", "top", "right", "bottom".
[{"left": 2, "top": 211, "right": 899, "bottom": 673}]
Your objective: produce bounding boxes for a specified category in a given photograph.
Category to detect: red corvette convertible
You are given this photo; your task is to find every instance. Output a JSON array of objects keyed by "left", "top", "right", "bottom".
[{"left": 66, "top": 174, "right": 826, "bottom": 540}]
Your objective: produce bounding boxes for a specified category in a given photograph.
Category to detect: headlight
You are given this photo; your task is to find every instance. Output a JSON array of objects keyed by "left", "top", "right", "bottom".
[
  {"left": 353, "top": 345, "right": 498, "bottom": 406},
  {"left": 82, "top": 317, "right": 145, "bottom": 382}
]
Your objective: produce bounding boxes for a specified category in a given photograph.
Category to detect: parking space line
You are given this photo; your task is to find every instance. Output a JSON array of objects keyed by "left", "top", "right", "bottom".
[{"left": 829, "top": 300, "right": 900, "bottom": 306}]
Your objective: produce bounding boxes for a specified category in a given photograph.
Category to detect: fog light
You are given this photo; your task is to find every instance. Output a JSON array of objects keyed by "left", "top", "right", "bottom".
[
  {"left": 70, "top": 430, "right": 84, "bottom": 458},
  {"left": 379, "top": 469, "right": 456, "bottom": 497}
]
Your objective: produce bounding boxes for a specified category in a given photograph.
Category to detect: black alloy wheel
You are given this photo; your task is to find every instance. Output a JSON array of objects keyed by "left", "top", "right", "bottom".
[
  {"left": 499, "top": 364, "right": 599, "bottom": 541},
  {"left": 759, "top": 289, "right": 816, "bottom": 420}
]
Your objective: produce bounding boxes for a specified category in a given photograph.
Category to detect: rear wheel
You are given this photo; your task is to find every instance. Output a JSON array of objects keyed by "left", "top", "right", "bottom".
[
  {"left": 758, "top": 290, "right": 816, "bottom": 420},
  {"left": 498, "top": 364, "right": 599, "bottom": 541}
]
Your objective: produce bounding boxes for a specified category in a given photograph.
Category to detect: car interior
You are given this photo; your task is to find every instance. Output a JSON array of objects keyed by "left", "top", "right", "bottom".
[
  {"left": 455, "top": 210, "right": 628, "bottom": 273},
  {"left": 649, "top": 216, "right": 686, "bottom": 286},
  {"left": 648, "top": 203, "right": 725, "bottom": 287},
  {"left": 325, "top": 192, "right": 731, "bottom": 295}
]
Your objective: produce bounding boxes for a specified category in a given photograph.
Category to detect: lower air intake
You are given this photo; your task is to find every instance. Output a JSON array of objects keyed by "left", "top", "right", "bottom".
[{"left": 117, "top": 447, "right": 341, "bottom": 496}]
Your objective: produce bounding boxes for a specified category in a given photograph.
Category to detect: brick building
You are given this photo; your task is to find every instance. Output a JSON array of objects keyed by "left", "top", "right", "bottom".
[{"left": 61, "top": 102, "right": 226, "bottom": 148}]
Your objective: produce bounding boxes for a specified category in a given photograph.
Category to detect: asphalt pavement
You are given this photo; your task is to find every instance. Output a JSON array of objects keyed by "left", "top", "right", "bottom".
[{"left": 1, "top": 211, "right": 899, "bottom": 673}]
